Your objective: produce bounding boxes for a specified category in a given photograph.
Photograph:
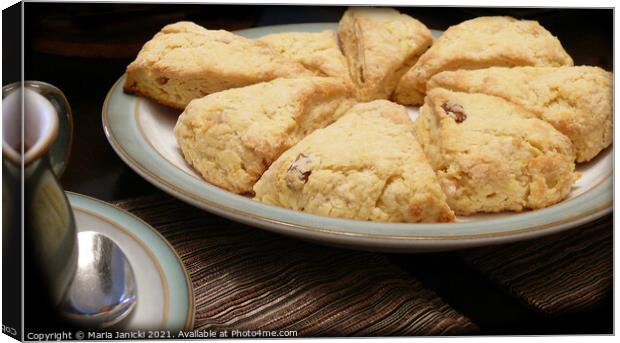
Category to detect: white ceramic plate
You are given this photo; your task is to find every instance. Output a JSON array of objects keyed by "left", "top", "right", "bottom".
[
  {"left": 68, "top": 192, "right": 194, "bottom": 330},
  {"left": 102, "top": 23, "right": 612, "bottom": 252}
]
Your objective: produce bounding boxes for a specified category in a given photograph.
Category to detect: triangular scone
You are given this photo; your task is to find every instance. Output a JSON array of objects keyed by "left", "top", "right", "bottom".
[
  {"left": 428, "top": 66, "right": 612, "bottom": 162},
  {"left": 259, "top": 30, "right": 351, "bottom": 83},
  {"left": 337, "top": 7, "right": 433, "bottom": 101},
  {"left": 415, "top": 89, "right": 575, "bottom": 215},
  {"left": 124, "top": 21, "right": 312, "bottom": 109},
  {"left": 254, "top": 100, "right": 455, "bottom": 223},
  {"left": 394, "top": 16, "right": 574, "bottom": 106},
  {"left": 174, "top": 77, "right": 355, "bottom": 194}
]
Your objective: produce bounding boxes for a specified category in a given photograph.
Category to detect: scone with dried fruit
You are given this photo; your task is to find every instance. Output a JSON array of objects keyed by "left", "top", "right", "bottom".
[
  {"left": 394, "top": 16, "right": 573, "bottom": 106},
  {"left": 259, "top": 30, "right": 350, "bottom": 83},
  {"left": 415, "top": 88, "right": 576, "bottom": 215},
  {"left": 174, "top": 77, "right": 355, "bottom": 194},
  {"left": 337, "top": 7, "right": 433, "bottom": 101},
  {"left": 427, "top": 66, "right": 612, "bottom": 162},
  {"left": 124, "top": 21, "right": 311, "bottom": 109},
  {"left": 253, "top": 100, "right": 455, "bottom": 223}
]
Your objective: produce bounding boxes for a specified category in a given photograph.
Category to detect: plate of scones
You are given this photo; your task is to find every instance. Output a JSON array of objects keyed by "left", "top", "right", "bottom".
[{"left": 103, "top": 8, "right": 612, "bottom": 252}]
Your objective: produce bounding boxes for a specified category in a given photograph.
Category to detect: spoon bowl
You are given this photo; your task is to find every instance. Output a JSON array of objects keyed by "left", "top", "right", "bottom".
[{"left": 62, "top": 231, "right": 137, "bottom": 327}]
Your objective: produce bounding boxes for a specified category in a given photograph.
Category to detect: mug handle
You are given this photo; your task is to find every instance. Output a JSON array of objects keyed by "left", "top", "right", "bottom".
[{"left": 24, "top": 81, "right": 74, "bottom": 177}]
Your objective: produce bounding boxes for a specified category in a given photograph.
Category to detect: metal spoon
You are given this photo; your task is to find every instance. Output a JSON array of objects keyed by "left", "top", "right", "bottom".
[{"left": 61, "top": 231, "right": 137, "bottom": 327}]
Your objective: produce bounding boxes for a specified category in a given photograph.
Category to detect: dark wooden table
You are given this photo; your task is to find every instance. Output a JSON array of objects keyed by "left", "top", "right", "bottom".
[{"left": 13, "top": 3, "right": 613, "bottom": 335}]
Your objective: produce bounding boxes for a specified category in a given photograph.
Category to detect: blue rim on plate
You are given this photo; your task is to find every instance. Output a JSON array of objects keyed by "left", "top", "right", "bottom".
[
  {"left": 101, "top": 23, "right": 612, "bottom": 252},
  {"left": 67, "top": 192, "right": 195, "bottom": 329}
]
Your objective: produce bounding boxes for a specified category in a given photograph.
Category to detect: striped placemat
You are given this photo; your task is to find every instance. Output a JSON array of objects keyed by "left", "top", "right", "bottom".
[
  {"left": 113, "top": 194, "right": 477, "bottom": 336},
  {"left": 460, "top": 214, "right": 612, "bottom": 316}
]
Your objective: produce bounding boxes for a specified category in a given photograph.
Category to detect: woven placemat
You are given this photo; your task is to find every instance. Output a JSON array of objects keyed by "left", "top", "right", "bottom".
[
  {"left": 113, "top": 194, "right": 477, "bottom": 336},
  {"left": 460, "top": 214, "right": 612, "bottom": 316}
]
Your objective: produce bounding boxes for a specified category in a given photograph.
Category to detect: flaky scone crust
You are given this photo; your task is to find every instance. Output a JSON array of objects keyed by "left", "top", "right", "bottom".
[
  {"left": 259, "top": 30, "right": 351, "bottom": 84},
  {"left": 415, "top": 88, "right": 576, "bottom": 215},
  {"left": 124, "top": 21, "right": 311, "bottom": 109},
  {"left": 254, "top": 100, "right": 455, "bottom": 223},
  {"left": 427, "top": 66, "right": 612, "bottom": 162},
  {"left": 337, "top": 7, "right": 433, "bottom": 102},
  {"left": 394, "top": 16, "right": 574, "bottom": 106},
  {"left": 174, "top": 77, "right": 356, "bottom": 194}
]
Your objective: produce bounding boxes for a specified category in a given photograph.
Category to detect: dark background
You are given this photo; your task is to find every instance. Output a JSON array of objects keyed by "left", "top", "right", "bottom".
[{"left": 7, "top": 2, "right": 613, "bottom": 336}]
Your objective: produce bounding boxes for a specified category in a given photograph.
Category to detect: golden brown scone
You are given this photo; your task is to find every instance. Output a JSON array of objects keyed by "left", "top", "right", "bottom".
[
  {"left": 174, "top": 77, "right": 356, "bottom": 194},
  {"left": 427, "top": 66, "right": 612, "bottom": 162},
  {"left": 415, "top": 88, "right": 576, "bottom": 215},
  {"left": 337, "top": 7, "right": 433, "bottom": 101},
  {"left": 258, "top": 30, "right": 350, "bottom": 83},
  {"left": 124, "top": 21, "right": 311, "bottom": 109},
  {"left": 254, "top": 100, "right": 455, "bottom": 223},
  {"left": 394, "top": 16, "right": 574, "bottom": 106}
]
